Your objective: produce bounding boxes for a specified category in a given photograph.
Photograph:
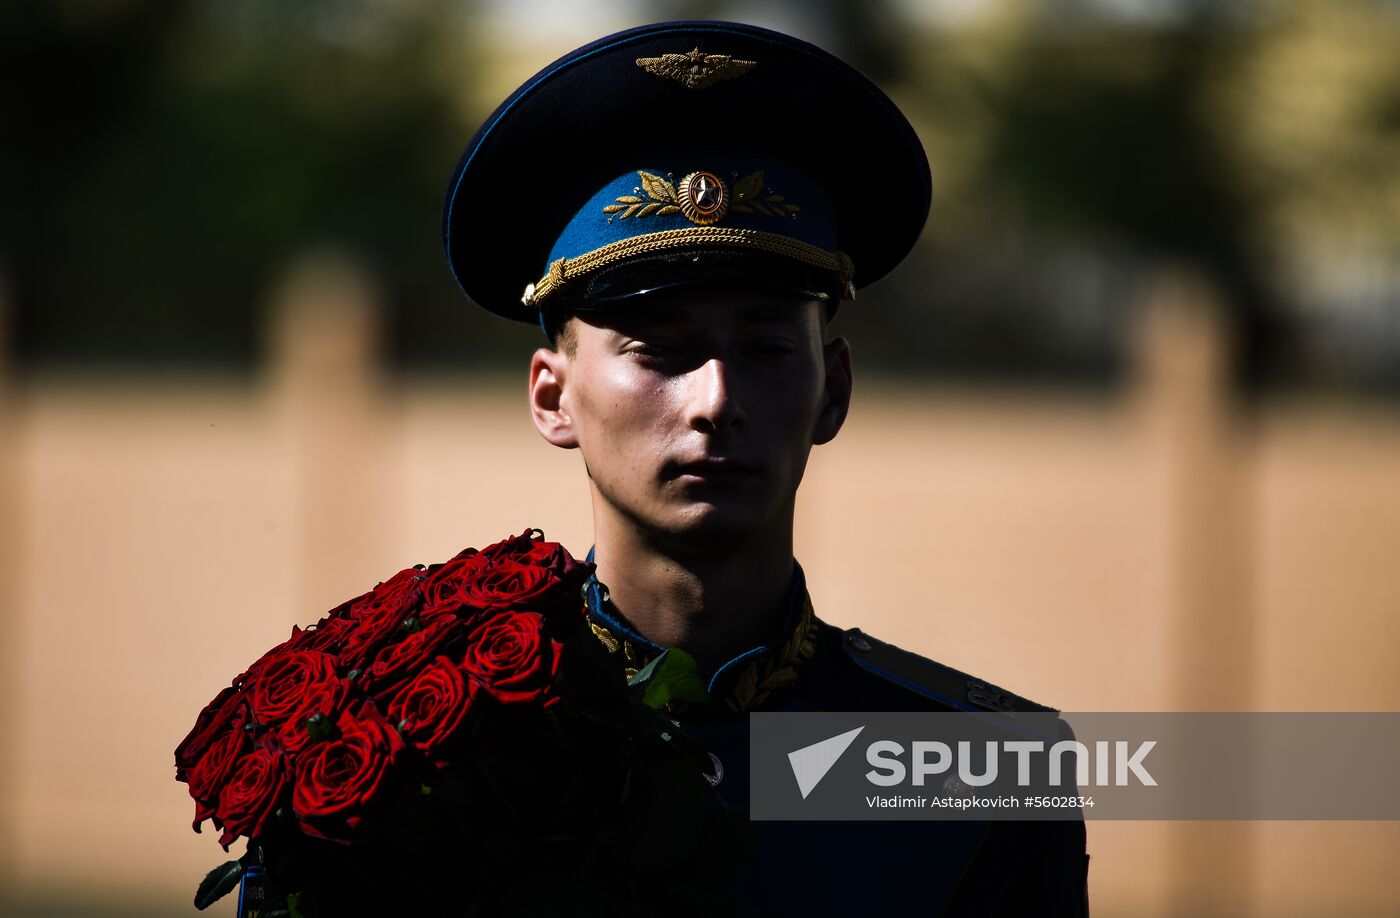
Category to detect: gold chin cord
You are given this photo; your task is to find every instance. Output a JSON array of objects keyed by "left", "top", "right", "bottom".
[{"left": 521, "top": 226, "right": 855, "bottom": 307}]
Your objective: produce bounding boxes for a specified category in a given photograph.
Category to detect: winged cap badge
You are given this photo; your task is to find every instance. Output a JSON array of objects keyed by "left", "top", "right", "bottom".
[{"left": 635, "top": 48, "right": 758, "bottom": 90}]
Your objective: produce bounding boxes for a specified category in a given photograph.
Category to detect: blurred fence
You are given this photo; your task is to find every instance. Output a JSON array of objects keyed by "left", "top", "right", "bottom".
[{"left": 0, "top": 254, "right": 1398, "bottom": 916}]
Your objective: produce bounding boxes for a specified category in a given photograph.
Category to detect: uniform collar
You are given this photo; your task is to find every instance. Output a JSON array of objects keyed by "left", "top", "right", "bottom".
[{"left": 582, "top": 552, "right": 821, "bottom": 714}]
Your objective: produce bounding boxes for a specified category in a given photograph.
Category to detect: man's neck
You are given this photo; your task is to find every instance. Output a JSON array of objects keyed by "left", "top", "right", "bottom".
[{"left": 589, "top": 514, "right": 796, "bottom": 676}]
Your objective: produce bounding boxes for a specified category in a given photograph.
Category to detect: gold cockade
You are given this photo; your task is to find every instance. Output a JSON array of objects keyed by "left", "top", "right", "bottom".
[
  {"left": 634, "top": 48, "right": 757, "bottom": 90},
  {"left": 603, "top": 169, "right": 800, "bottom": 225}
]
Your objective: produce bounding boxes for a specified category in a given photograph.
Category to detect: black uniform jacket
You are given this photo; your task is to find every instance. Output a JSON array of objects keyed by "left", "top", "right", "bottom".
[{"left": 583, "top": 562, "right": 1091, "bottom": 917}]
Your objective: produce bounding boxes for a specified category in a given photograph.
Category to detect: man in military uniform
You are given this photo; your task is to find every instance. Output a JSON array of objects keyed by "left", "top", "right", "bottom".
[{"left": 443, "top": 20, "right": 1089, "bottom": 915}]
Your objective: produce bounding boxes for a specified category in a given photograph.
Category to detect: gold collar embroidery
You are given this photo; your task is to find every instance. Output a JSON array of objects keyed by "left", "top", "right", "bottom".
[{"left": 586, "top": 593, "right": 820, "bottom": 714}]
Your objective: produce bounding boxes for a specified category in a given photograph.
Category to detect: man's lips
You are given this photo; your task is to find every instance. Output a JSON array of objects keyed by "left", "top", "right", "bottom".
[{"left": 666, "top": 458, "right": 760, "bottom": 480}]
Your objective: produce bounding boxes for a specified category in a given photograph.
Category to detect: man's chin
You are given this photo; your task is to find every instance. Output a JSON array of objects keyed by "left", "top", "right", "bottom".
[{"left": 641, "top": 502, "right": 774, "bottom": 554}]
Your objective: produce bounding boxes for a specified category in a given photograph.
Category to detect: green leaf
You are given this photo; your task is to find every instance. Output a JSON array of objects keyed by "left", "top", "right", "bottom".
[
  {"left": 305, "top": 712, "right": 336, "bottom": 743},
  {"left": 194, "top": 860, "right": 243, "bottom": 911},
  {"left": 627, "top": 648, "right": 709, "bottom": 711}
]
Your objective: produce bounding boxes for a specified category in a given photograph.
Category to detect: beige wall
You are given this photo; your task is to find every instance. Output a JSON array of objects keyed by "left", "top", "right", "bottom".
[{"left": 2, "top": 261, "right": 1398, "bottom": 916}]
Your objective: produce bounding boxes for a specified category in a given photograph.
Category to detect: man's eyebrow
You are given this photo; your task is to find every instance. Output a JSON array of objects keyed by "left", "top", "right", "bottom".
[
  {"left": 738, "top": 302, "right": 811, "bottom": 325},
  {"left": 594, "top": 305, "right": 687, "bottom": 335}
]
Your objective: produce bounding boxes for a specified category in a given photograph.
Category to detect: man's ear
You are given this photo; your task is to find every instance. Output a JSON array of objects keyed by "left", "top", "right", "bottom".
[
  {"left": 813, "top": 335, "right": 852, "bottom": 446},
  {"left": 529, "top": 347, "right": 579, "bottom": 449}
]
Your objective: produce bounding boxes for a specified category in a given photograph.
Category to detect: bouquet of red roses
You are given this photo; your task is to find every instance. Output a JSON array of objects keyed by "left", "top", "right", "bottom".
[{"left": 175, "top": 529, "right": 752, "bottom": 917}]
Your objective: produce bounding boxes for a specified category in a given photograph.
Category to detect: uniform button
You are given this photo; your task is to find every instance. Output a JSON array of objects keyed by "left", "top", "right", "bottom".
[
  {"left": 846, "top": 630, "right": 872, "bottom": 653},
  {"left": 704, "top": 752, "right": 724, "bottom": 787}
]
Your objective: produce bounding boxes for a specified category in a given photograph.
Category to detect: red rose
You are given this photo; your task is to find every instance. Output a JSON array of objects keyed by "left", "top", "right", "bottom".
[
  {"left": 423, "top": 544, "right": 479, "bottom": 574},
  {"left": 478, "top": 528, "right": 540, "bottom": 560},
  {"left": 180, "top": 688, "right": 252, "bottom": 833},
  {"left": 175, "top": 685, "right": 247, "bottom": 782},
  {"left": 292, "top": 701, "right": 404, "bottom": 843},
  {"left": 369, "top": 566, "right": 426, "bottom": 610},
  {"left": 286, "top": 615, "right": 356, "bottom": 655},
  {"left": 385, "top": 656, "right": 481, "bottom": 768},
  {"left": 246, "top": 651, "right": 348, "bottom": 753},
  {"left": 215, "top": 743, "right": 289, "bottom": 850},
  {"left": 514, "top": 539, "right": 593, "bottom": 592},
  {"left": 230, "top": 627, "right": 303, "bottom": 690},
  {"left": 480, "top": 529, "right": 584, "bottom": 576},
  {"left": 466, "top": 560, "right": 563, "bottom": 612},
  {"left": 186, "top": 716, "right": 250, "bottom": 831},
  {"left": 337, "top": 591, "right": 423, "bottom": 673},
  {"left": 361, "top": 615, "right": 468, "bottom": 702},
  {"left": 284, "top": 588, "right": 377, "bottom": 655},
  {"left": 461, "top": 611, "right": 562, "bottom": 706},
  {"left": 419, "top": 553, "right": 494, "bottom": 618},
  {"left": 318, "top": 587, "right": 376, "bottom": 626},
  {"left": 478, "top": 530, "right": 592, "bottom": 605}
]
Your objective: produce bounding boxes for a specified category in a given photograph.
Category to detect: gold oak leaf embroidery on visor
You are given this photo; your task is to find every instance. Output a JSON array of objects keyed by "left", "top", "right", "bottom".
[
  {"left": 603, "top": 170, "right": 801, "bottom": 224},
  {"left": 728, "top": 170, "right": 799, "bottom": 217},
  {"left": 634, "top": 48, "right": 757, "bottom": 90},
  {"left": 602, "top": 171, "right": 683, "bottom": 220}
]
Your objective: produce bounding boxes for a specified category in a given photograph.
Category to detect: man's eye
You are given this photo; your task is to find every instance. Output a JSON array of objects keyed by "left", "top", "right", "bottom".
[{"left": 628, "top": 341, "right": 681, "bottom": 360}]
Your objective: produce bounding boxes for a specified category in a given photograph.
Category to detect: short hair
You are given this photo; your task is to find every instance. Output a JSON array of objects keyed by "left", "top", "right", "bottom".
[{"left": 553, "top": 315, "right": 579, "bottom": 357}]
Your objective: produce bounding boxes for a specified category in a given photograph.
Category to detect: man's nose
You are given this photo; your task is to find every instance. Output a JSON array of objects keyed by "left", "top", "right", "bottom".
[{"left": 685, "top": 357, "right": 745, "bottom": 434}]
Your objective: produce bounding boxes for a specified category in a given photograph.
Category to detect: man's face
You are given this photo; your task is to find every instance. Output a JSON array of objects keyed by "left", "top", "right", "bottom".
[{"left": 529, "top": 286, "right": 851, "bottom": 551}]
